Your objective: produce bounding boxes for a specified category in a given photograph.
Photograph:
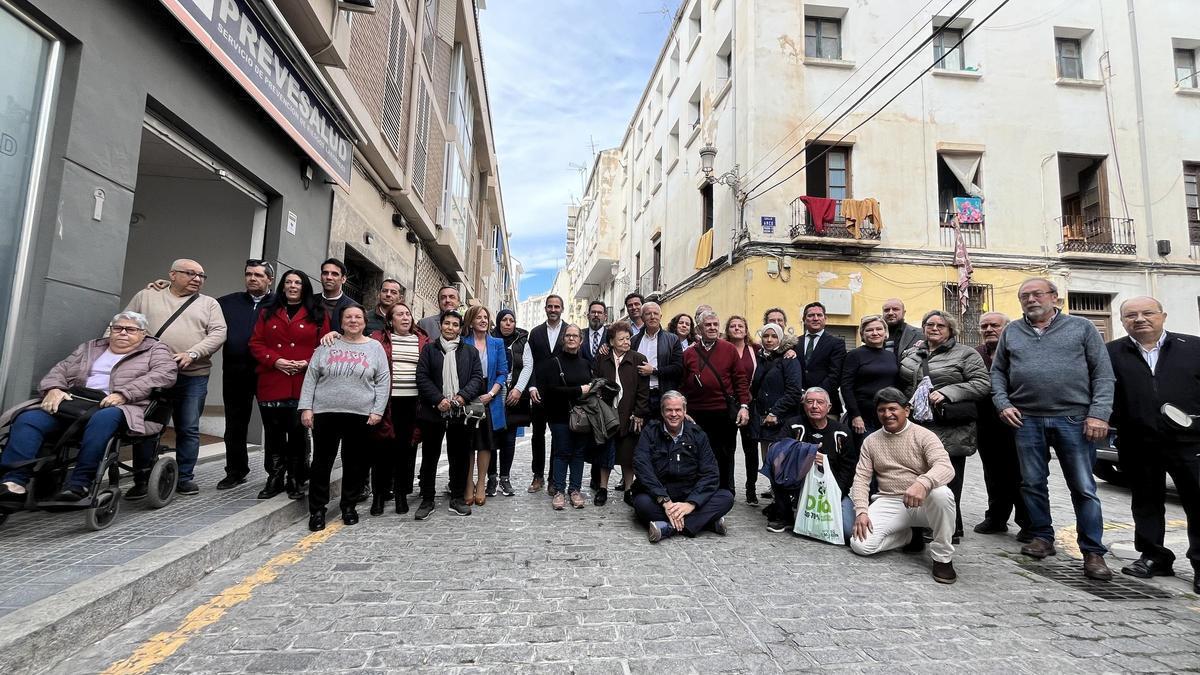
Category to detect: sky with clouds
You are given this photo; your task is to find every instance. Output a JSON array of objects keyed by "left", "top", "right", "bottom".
[{"left": 478, "top": 0, "right": 681, "bottom": 301}]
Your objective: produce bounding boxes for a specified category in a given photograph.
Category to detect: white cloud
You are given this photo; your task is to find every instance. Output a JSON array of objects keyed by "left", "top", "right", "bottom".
[{"left": 479, "top": 1, "right": 679, "bottom": 300}]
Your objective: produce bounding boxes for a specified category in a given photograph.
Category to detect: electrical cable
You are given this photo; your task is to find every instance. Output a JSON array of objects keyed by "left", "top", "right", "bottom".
[
  {"left": 741, "top": 0, "right": 949, "bottom": 182},
  {"left": 746, "top": 0, "right": 1012, "bottom": 203},
  {"left": 743, "top": 0, "right": 978, "bottom": 197}
]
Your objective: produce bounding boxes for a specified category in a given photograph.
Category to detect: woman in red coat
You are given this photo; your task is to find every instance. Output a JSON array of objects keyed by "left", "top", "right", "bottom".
[{"left": 249, "top": 270, "right": 322, "bottom": 500}]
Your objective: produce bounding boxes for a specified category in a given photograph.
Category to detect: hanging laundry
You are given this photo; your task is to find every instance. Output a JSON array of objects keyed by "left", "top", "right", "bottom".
[
  {"left": 694, "top": 228, "right": 714, "bottom": 269},
  {"left": 841, "top": 198, "right": 885, "bottom": 238},
  {"left": 798, "top": 196, "right": 837, "bottom": 235},
  {"left": 954, "top": 197, "right": 983, "bottom": 224}
]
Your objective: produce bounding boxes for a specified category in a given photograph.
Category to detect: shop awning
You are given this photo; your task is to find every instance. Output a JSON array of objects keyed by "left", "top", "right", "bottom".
[{"left": 158, "top": 0, "right": 359, "bottom": 187}]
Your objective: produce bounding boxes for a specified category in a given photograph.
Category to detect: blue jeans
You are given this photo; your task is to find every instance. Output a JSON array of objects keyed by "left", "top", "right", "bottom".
[
  {"left": 1013, "top": 415, "right": 1107, "bottom": 554},
  {"left": 1, "top": 407, "right": 124, "bottom": 489},
  {"left": 549, "top": 422, "right": 588, "bottom": 493},
  {"left": 840, "top": 495, "right": 855, "bottom": 544},
  {"left": 135, "top": 374, "right": 208, "bottom": 481}
]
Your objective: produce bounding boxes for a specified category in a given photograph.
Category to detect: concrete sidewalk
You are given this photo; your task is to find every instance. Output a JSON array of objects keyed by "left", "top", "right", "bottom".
[{"left": 0, "top": 446, "right": 323, "bottom": 674}]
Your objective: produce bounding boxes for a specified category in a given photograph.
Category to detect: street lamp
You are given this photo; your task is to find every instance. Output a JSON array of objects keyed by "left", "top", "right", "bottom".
[{"left": 699, "top": 144, "right": 742, "bottom": 195}]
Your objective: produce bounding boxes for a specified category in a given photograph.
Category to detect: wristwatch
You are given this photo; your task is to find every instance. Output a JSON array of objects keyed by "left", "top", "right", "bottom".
[{"left": 187, "top": 350, "right": 199, "bottom": 360}]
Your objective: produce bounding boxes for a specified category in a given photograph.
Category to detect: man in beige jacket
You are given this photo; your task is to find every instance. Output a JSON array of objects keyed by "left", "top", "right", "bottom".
[{"left": 124, "top": 259, "right": 226, "bottom": 497}]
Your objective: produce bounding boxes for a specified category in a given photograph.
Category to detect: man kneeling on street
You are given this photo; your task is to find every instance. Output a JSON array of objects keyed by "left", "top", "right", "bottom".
[
  {"left": 632, "top": 390, "right": 734, "bottom": 542},
  {"left": 849, "top": 387, "right": 959, "bottom": 584}
]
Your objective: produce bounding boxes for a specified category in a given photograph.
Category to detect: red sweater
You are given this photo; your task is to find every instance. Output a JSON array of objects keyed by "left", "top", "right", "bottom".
[{"left": 681, "top": 339, "right": 751, "bottom": 412}]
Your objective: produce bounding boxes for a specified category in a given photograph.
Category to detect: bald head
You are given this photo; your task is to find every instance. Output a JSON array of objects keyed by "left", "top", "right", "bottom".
[
  {"left": 1118, "top": 296, "right": 1164, "bottom": 315},
  {"left": 167, "top": 258, "right": 206, "bottom": 296},
  {"left": 1120, "top": 296, "right": 1167, "bottom": 346},
  {"left": 882, "top": 298, "right": 906, "bottom": 327}
]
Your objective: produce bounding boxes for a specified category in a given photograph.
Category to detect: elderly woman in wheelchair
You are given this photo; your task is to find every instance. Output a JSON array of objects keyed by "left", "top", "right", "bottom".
[{"left": 0, "top": 311, "right": 178, "bottom": 506}]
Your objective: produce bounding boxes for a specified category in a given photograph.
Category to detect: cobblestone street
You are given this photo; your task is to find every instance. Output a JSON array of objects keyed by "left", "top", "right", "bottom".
[{"left": 49, "top": 439, "right": 1199, "bottom": 674}]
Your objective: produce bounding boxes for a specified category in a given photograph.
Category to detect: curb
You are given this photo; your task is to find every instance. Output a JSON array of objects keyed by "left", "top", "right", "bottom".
[{"left": 0, "top": 468, "right": 343, "bottom": 675}]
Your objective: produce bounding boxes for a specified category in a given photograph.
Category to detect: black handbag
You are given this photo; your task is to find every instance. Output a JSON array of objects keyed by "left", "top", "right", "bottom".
[
  {"left": 695, "top": 345, "right": 740, "bottom": 423},
  {"left": 54, "top": 386, "right": 108, "bottom": 421},
  {"left": 918, "top": 356, "right": 977, "bottom": 425}
]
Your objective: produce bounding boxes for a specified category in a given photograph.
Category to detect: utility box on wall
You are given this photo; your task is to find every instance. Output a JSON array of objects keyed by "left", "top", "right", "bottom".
[{"left": 819, "top": 288, "right": 853, "bottom": 315}]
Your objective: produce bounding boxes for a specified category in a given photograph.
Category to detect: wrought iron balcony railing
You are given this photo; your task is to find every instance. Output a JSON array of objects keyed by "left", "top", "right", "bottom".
[
  {"left": 789, "top": 198, "right": 881, "bottom": 241},
  {"left": 1057, "top": 216, "right": 1136, "bottom": 255}
]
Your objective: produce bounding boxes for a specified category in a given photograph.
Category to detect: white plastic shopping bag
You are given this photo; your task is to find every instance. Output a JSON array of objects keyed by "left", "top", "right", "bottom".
[{"left": 792, "top": 463, "right": 845, "bottom": 545}]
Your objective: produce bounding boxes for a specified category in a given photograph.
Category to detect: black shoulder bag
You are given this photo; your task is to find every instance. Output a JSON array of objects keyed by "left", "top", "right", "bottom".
[
  {"left": 695, "top": 344, "right": 741, "bottom": 423},
  {"left": 919, "top": 354, "right": 977, "bottom": 425},
  {"left": 154, "top": 294, "right": 200, "bottom": 339}
]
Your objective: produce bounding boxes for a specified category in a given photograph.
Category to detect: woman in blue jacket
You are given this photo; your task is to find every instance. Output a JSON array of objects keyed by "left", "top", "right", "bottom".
[{"left": 463, "top": 305, "right": 508, "bottom": 506}]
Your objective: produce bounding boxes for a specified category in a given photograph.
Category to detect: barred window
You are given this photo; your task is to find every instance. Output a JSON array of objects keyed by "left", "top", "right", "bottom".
[{"left": 942, "top": 283, "right": 993, "bottom": 347}]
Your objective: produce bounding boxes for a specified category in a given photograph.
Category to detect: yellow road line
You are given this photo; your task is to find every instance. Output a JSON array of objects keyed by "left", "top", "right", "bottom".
[
  {"left": 102, "top": 523, "right": 342, "bottom": 675},
  {"left": 1056, "top": 520, "right": 1189, "bottom": 560}
]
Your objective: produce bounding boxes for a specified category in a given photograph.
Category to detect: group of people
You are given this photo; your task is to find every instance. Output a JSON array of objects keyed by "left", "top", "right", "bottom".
[{"left": 0, "top": 262, "right": 1195, "bottom": 591}]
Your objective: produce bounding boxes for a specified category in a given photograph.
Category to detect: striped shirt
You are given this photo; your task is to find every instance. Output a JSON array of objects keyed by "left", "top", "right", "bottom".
[{"left": 390, "top": 334, "right": 421, "bottom": 397}]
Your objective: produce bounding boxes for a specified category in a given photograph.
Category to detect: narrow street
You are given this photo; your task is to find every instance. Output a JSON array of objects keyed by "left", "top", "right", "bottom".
[{"left": 50, "top": 441, "right": 1200, "bottom": 674}]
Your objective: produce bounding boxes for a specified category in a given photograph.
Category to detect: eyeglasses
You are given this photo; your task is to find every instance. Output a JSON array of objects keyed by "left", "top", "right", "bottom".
[
  {"left": 172, "top": 269, "right": 208, "bottom": 280},
  {"left": 1122, "top": 311, "right": 1163, "bottom": 320},
  {"left": 1018, "top": 290, "right": 1054, "bottom": 300},
  {"left": 924, "top": 323, "right": 948, "bottom": 330},
  {"left": 563, "top": 334, "right": 582, "bottom": 340},
  {"left": 109, "top": 324, "right": 145, "bottom": 334}
]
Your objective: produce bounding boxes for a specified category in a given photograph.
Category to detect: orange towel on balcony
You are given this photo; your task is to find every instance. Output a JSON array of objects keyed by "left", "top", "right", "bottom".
[
  {"left": 798, "top": 196, "right": 837, "bottom": 235},
  {"left": 694, "top": 229, "right": 714, "bottom": 269},
  {"left": 841, "top": 198, "right": 884, "bottom": 239}
]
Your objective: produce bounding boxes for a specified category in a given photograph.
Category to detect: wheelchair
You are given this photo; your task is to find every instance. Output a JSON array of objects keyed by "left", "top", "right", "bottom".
[{"left": 0, "top": 392, "right": 178, "bottom": 531}]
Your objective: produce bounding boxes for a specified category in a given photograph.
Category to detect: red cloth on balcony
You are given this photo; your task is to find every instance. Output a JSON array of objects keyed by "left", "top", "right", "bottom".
[{"left": 799, "top": 196, "right": 837, "bottom": 235}]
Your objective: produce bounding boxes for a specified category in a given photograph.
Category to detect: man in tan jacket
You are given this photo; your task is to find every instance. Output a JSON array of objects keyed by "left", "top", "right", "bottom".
[{"left": 124, "top": 258, "right": 226, "bottom": 497}]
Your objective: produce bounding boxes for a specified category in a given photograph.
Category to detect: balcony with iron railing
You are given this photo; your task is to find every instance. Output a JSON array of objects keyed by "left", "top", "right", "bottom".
[
  {"left": 638, "top": 267, "right": 664, "bottom": 296},
  {"left": 789, "top": 197, "right": 881, "bottom": 247},
  {"left": 939, "top": 212, "right": 987, "bottom": 249},
  {"left": 1056, "top": 216, "right": 1136, "bottom": 258}
]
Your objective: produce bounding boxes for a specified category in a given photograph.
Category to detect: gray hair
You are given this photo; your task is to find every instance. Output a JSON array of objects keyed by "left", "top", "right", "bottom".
[
  {"left": 1019, "top": 277, "right": 1058, "bottom": 295},
  {"left": 641, "top": 301, "right": 661, "bottom": 313},
  {"left": 873, "top": 387, "right": 910, "bottom": 409},
  {"left": 697, "top": 310, "right": 719, "bottom": 325},
  {"left": 660, "top": 390, "right": 688, "bottom": 410},
  {"left": 112, "top": 311, "right": 149, "bottom": 331},
  {"left": 802, "top": 387, "right": 831, "bottom": 403},
  {"left": 979, "top": 311, "right": 1009, "bottom": 325},
  {"left": 920, "top": 309, "right": 959, "bottom": 339}
]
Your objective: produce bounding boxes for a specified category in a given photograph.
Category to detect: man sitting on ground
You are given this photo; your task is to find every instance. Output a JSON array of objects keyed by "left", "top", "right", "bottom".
[
  {"left": 849, "top": 387, "right": 959, "bottom": 584},
  {"left": 632, "top": 391, "right": 734, "bottom": 541}
]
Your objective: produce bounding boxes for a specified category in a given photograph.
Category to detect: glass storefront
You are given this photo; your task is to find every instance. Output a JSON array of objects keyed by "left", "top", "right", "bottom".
[{"left": 0, "top": 5, "right": 56, "bottom": 373}]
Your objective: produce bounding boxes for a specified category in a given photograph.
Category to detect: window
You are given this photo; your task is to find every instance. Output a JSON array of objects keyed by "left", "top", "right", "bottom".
[
  {"left": 1067, "top": 292, "right": 1113, "bottom": 341},
  {"left": 701, "top": 182, "right": 714, "bottom": 233},
  {"left": 717, "top": 34, "right": 733, "bottom": 84},
  {"left": 942, "top": 283, "right": 993, "bottom": 347},
  {"left": 805, "top": 18, "right": 841, "bottom": 59},
  {"left": 422, "top": 0, "right": 437, "bottom": 71},
  {"left": 933, "top": 26, "right": 964, "bottom": 70},
  {"left": 688, "top": 85, "right": 702, "bottom": 130},
  {"left": 668, "top": 122, "right": 680, "bottom": 168},
  {"left": 651, "top": 238, "right": 662, "bottom": 292},
  {"left": 635, "top": 120, "right": 643, "bottom": 156},
  {"left": 653, "top": 149, "right": 663, "bottom": 188},
  {"left": 1056, "top": 37, "right": 1083, "bottom": 79},
  {"left": 1185, "top": 163, "right": 1200, "bottom": 248},
  {"left": 805, "top": 144, "right": 850, "bottom": 201},
  {"left": 635, "top": 181, "right": 643, "bottom": 211},
  {"left": 411, "top": 81, "right": 431, "bottom": 197},
  {"left": 654, "top": 79, "right": 664, "bottom": 119},
  {"left": 937, "top": 153, "right": 985, "bottom": 248},
  {"left": 688, "top": 2, "right": 702, "bottom": 49},
  {"left": 669, "top": 43, "right": 681, "bottom": 85},
  {"left": 381, "top": 4, "right": 409, "bottom": 151},
  {"left": 1177, "top": 48, "right": 1198, "bottom": 88}
]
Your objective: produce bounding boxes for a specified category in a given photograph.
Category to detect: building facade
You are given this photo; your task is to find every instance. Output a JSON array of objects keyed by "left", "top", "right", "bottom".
[
  {"left": 564, "top": 0, "right": 1200, "bottom": 347},
  {"left": 1, "top": 0, "right": 516, "bottom": 411}
]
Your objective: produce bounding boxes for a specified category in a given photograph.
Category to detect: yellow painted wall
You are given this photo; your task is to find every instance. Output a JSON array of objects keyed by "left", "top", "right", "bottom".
[{"left": 664, "top": 256, "right": 1056, "bottom": 340}]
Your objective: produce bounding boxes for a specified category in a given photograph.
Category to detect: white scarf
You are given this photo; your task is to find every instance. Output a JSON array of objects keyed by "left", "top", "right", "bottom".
[{"left": 440, "top": 336, "right": 460, "bottom": 400}]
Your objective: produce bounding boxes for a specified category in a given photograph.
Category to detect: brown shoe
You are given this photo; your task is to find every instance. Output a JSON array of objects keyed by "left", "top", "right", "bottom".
[
  {"left": 552, "top": 492, "right": 566, "bottom": 510},
  {"left": 932, "top": 560, "right": 957, "bottom": 584},
  {"left": 569, "top": 490, "right": 585, "bottom": 509},
  {"left": 1083, "top": 552, "right": 1113, "bottom": 581},
  {"left": 528, "top": 477, "right": 543, "bottom": 494},
  {"left": 1020, "top": 537, "right": 1057, "bottom": 559}
]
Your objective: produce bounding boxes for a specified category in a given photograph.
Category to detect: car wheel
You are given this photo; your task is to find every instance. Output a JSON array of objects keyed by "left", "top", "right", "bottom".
[{"left": 1093, "top": 459, "right": 1128, "bottom": 487}]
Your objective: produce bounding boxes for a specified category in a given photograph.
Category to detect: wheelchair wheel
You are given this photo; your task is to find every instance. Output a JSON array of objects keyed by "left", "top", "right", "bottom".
[
  {"left": 84, "top": 488, "right": 121, "bottom": 531},
  {"left": 146, "top": 455, "right": 177, "bottom": 509}
]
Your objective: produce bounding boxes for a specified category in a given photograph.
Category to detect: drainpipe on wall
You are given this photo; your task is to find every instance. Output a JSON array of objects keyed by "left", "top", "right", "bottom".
[{"left": 1126, "top": 0, "right": 1158, "bottom": 297}]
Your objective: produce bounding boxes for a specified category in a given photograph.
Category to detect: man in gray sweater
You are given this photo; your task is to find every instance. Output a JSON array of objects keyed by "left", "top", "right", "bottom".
[{"left": 991, "top": 277, "right": 1115, "bottom": 580}]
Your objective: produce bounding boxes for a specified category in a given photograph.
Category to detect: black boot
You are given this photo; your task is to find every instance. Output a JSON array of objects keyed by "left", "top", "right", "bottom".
[
  {"left": 284, "top": 457, "right": 305, "bottom": 500},
  {"left": 257, "top": 454, "right": 285, "bottom": 499},
  {"left": 370, "top": 494, "right": 386, "bottom": 516}
]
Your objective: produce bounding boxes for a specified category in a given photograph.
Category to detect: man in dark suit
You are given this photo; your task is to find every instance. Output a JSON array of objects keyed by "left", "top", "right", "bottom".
[
  {"left": 630, "top": 301, "right": 683, "bottom": 419},
  {"left": 581, "top": 300, "right": 608, "bottom": 363},
  {"left": 882, "top": 298, "right": 922, "bottom": 357},
  {"left": 1106, "top": 296, "right": 1200, "bottom": 593},
  {"left": 526, "top": 294, "right": 566, "bottom": 493},
  {"left": 798, "top": 302, "right": 846, "bottom": 415}
]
